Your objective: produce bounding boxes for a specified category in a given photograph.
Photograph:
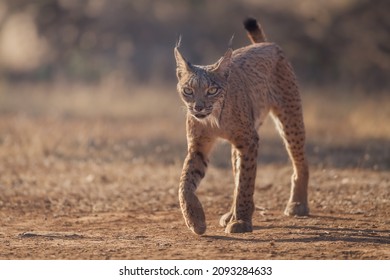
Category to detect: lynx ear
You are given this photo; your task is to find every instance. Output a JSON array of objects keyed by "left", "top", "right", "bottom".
[
  {"left": 211, "top": 48, "right": 232, "bottom": 79},
  {"left": 174, "top": 47, "right": 192, "bottom": 79}
]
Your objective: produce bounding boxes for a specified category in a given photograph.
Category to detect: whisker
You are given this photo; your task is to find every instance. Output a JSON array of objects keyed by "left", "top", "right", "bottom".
[{"left": 180, "top": 105, "right": 189, "bottom": 115}]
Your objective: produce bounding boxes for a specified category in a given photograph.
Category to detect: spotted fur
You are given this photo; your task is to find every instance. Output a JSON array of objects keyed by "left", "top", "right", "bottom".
[{"left": 175, "top": 18, "right": 309, "bottom": 235}]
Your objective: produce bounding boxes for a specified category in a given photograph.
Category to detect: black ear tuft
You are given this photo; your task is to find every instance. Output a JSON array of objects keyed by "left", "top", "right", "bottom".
[{"left": 243, "top": 17, "right": 258, "bottom": 32}]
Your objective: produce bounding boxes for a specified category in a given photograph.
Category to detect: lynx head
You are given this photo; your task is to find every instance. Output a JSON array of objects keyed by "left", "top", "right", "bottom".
[{"left": 174, "top": 45, "right": 232, "bottom": 126}]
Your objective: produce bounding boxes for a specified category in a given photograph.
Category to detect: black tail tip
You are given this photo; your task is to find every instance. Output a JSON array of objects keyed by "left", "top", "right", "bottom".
[{"left": 243, "top": 17, "right": 258, "bottom": 32}]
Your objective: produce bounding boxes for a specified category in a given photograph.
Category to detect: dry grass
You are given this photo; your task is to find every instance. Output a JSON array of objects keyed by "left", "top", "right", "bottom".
[
  {"left": 1, "top": 82, "right": 389, "bottom": 170},
  {"left": 302, "top": 87, "right": 390, "bottom": 141}
]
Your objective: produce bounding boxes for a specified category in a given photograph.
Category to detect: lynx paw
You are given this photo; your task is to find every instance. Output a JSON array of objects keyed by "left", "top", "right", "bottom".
[
  {"left": 284, "top": 201, "right": 309, "bottom": 216},
  {"left": 188, "top": 219, "right": 206, "bottom": 235},
  {"left": 219, "top": 211, "right": 233, "bottom": 227},
  {"left": 225, "top": 220, "right": 252, "bottom": 234},
  {"left": 179, "top": 190, "right": 206, "bottom": 235}
]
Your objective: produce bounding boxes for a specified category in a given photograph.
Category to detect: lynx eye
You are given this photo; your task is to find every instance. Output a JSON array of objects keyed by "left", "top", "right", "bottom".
[
  {"left": 206, "top": 87, "right": 220, "bottom": 96},
  {"left": 182, "top": 87, "right": 194, "bottom": 96}
]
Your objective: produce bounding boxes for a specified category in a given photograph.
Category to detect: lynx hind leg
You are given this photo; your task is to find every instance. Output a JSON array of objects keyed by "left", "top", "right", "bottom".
[
  {"left": 271, "top": 104, "right": 309, "bottom": 216},
  {"left": 270, "top": 54, "right": 310, "bottom": 216}
]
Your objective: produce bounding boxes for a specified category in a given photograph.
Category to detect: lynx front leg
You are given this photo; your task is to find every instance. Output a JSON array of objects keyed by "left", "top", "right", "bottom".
[
  {"left": 179, "top": 146, "right": 212, "bottom": 235},
  {"left": 219, "top": 146, "right": 238, "bottom": 227},
  {"left": 223, "top": 136, "right": 258, "bottom": 234}
]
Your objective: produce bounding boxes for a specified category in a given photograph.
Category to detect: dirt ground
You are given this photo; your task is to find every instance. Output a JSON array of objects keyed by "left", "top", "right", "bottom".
[{"left": 0, "top": 85, "right": 389, "bottom": 259}]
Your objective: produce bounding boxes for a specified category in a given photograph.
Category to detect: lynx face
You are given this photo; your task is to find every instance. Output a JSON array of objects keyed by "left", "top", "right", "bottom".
[{"left": 174, "top": 48, "right": 232, "bottom": 122}]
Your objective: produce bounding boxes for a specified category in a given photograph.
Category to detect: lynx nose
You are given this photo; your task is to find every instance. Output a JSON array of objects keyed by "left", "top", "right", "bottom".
[{"left": 194, "top": 104, "right": 204, "bottom": 112}]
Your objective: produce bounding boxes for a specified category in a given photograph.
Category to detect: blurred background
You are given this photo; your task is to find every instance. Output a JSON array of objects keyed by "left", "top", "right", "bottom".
[
  {"left": 0, "top": 0, "right": 388, "bottom": 88},
  {"left": 0, "top": 0, "right": 389, "bottom": 171}
]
